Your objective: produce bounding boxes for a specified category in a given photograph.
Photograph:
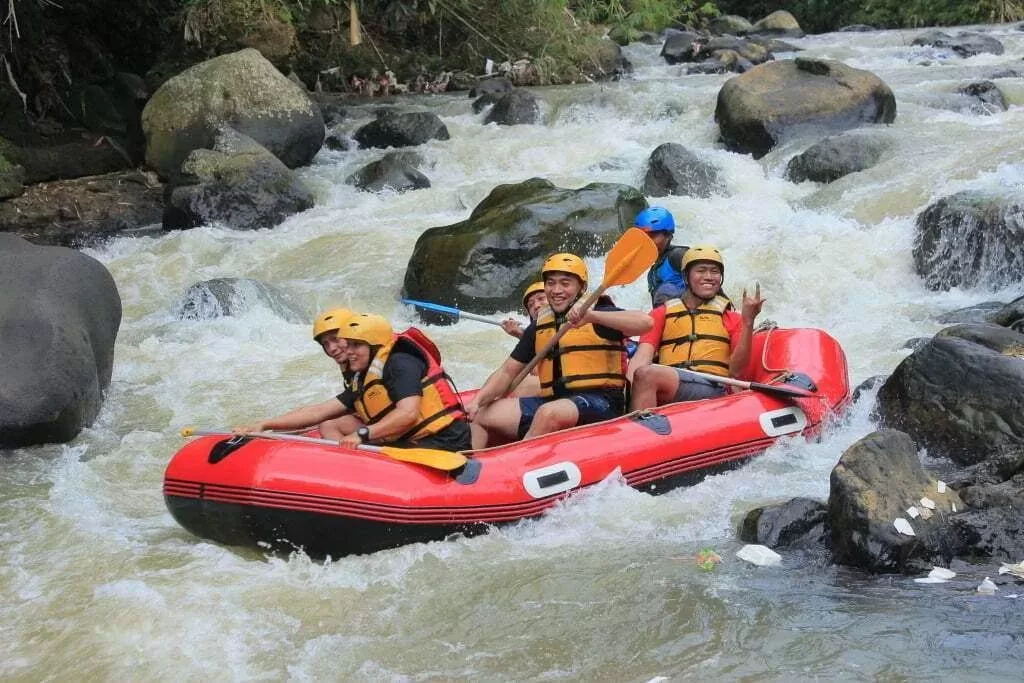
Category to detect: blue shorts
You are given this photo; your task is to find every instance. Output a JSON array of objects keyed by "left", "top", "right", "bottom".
[{"left": 517, "top": 392, "right": 622, "bottom": 439}]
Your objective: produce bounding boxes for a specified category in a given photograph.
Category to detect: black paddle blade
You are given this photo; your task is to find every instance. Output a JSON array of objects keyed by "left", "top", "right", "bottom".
[
  {"left": 209, "top": 435, "right": 251, "bottom": 464},
  {"left": 749, "top": 381, "right": 815, "bottom": 398}
]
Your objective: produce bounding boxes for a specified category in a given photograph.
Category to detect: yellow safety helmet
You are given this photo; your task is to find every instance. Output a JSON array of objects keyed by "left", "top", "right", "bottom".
[
  {"left": 312, "top": 308, "right": 354, "bottom": 341},
  {"left": 521, "top": 281, "right": 546, "bottom": 310},
  {"left": 342, "top": 313, "right": 394, "bottom": 347},
  {"left": 682, "top": 245, "right": 725, "bottom": 275},
  {"left": 541, "top": 253, "right": 588, "bottom": 289}
]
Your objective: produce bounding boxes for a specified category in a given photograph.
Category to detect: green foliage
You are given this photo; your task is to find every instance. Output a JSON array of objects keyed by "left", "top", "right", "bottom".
[{"left": 570, "top": 0, "right": 718, "bottom": 31}]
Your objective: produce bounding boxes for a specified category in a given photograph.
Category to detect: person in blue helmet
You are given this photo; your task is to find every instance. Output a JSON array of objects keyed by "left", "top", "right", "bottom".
[{"left": 634, "top": 206, "right": 689, "bottom": 306}]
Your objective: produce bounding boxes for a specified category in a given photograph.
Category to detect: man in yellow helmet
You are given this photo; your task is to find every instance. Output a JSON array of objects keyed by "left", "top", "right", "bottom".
[
  {"left": 500, "top": 281, "right": 547, "bottom": 339},
  {"left": 331, "top": 313, "right": 471, "bottom": 452},
  {"left": 467, "top": 253, "right": 652, "bottom": 447},
  {"left": 234, "top": 308, "right": 366, "bottom": 439},
  {"left": 627, "top": 246, "right": 765, "bottom": 408}
]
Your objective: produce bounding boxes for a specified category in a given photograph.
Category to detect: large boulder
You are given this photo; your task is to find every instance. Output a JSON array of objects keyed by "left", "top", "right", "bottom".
[
  {"left": 697, "top": 36, "right": 773, "bottom": 65},
  {"left": 912, "top": 30, "right": 1004, "bottom": 58},
  {"left": 469, "top": 77, "right": 513, "bottom": 98},
  {"left": 955, "top": 81, "right": 1008, "bottom": 115},
  {"left": 876, "top": 324, "right": 1024, "bottom": 467},
  {"left": 750, "top": 10, "right": 804, "bottom": 38},
  {"left": 912, "top": 191, "right": 1024, "bottom": 291},
  {"left": 484, "top": 90, "right": 541, "bottom": 126},
  {"left": 739, "top": 497, "right": 829, "bottom": 550},
  {"left": 0, "top": 235, "right": 121, "bottom": 447},
  {"left": 829, "top": 429, "right": 964, "bottom": 573},
  {"left": 354, "top": 110, "right": 450, "bottom": 149},
  {"left": 709, "top": 15, "right": 753, "bottom": 36},
  {"left": 142, "top": 49, "right": 324, "bottom": 181},
  {"left": 661, "top": 31, "right": 704, "bottom": 65},
  {"left": 950, "top": 477, "right": 1024, "bottom": 561},
  {"left": 715, "top": 57, "right": 896, "bottom": 158},
  {"left": 988, "top": 295, "right": 1024, "bottom": 331},
  {"left": 345, "top": 151, "right": 430, "bottom": 194},
  {"left": 642, "top": 143, "right": 724, "bottom": 198},
  {"left": 786, "top": 130, "right": 891, "bottom": 183},
  {"left": 176, "top": 278, "right": 306, "bottom": 322},
  {"left": 163, "top": 126, "right": 315, "bottom": 231},
  {"left": 402, "top": 178, "right": 646, "bottom": 317}
]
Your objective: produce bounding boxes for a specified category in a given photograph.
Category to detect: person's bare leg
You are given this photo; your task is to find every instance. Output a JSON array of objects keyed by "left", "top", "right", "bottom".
[
  {"left": 523, "top": 399, "right": 579, "bottom": 439},
  {"left": 320, "top": 414, "right": 363, "bottom": 440},
  {"left": 474, "top": 397, "right": 523, "bottom": 445}
]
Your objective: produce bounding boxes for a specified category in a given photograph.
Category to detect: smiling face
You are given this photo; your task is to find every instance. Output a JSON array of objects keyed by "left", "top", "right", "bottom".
[
  {"left": 685, "top": 262, "right": 724, "bottom": 301},
  {"left": 318, "top": 332, "right": 349, "bottom": 366},
  {"left": 544, "top": 272, "right": 583, "bottom": 314},
  {"left": 345, "top": 340, "right": 373, "bottom": 373},
  {"left": 524, "top": 291, "right": 548, "bottom": 320}
]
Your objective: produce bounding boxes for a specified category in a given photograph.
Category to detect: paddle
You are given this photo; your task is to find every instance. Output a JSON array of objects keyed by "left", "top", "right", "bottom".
[
  {"left": 402, "top": 299, "right": 507, "bottom": 327},
  {"left": 506, "top": 228, "right": 658, "bottom": 394},
  {"left": 673, "top": 367, "right": 816, "bottom": 399},
  {"left": 180, "top": 427, "right": 468, "bottom": 471}
]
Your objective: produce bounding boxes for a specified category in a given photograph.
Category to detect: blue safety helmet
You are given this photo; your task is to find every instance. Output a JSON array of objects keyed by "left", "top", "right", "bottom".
[{"left": 635, "top": 206, "right": 675, "bottom": 234}]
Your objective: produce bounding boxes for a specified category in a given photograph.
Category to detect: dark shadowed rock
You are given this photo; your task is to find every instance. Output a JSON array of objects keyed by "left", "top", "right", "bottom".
[
  {"left": 642, "top": 143, "right": 723, "bottom": 198},
  {"left": 715, "top": 58, "right": 896, "bottom": 158},
  {"left": 949, "top": 476, "right": 1024, "bottom": 561},
  {"left": 176, "top": 278, "right": 306, "bottom": 322},
  {"left": 912, "top": 30, "right": 1005, "bottom": 57},
  {"left": 354, "top": 110, "right": 450, "bottom": 148},
  {"left": 988, "top": 295, "right": 1024, "bottom": 330},
  {"left": 345, "top": 151, "right": 430, "bottom": 193},
  {"left": 851, "top": 374, "right": 887, "bottom": 405},
  {"left": 955, "top": 81, "right": 1008, "bottom": 115},
  {"left": 402, "top": 178, "right": 646, "bottom": 318},
  {"left": 472, "top": 92, "right": 505, "bottom": 113},
  {"left": 469, "top": 77, "right": 513, "bottom": 98},
  {"left": 912, "top": 191, "right": 1024, "bottom": 291},
  {"left": 740, "top": 497, "right": 829, "bottom": 550},
  {"left": 0, "top": 235, "right": 121, "bottom": 447},
  {"left": 877, "top": 324, "right": 1024, "bottom": 467},
  {"left": 484, "top": 90, "right": 540, "bottom": 126},
  {"left": 936, "top": 301, "right": 1005, "bottom": 324},
  {"left": 661, "top": 31, "right": 704, "bottom": 64},
  {"left": 829, "top": 429, "right": 964, "bottom": 573},
  {"left": 786, "top": 131, "right": 891, "bottom": 183}
]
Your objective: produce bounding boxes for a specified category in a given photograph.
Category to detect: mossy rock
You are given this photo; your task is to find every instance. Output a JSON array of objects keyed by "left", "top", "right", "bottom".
[{"left": 0, "top": 153, "right": 26, "bottom": 199}]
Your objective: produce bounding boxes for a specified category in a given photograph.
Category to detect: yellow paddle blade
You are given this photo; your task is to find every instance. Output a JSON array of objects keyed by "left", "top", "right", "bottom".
[
  {"left": 374, "top": 445, "right": 468, "bottom": 471},
  {"left": 601, "top": 227, "right": 659, "bottom": 289}
]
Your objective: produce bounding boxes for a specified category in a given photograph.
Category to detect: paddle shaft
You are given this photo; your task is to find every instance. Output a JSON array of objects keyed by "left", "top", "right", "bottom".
[
  {"left": 674, "top": 367, "right": 814, "bottom": 398},
  {"left": 402, "top": 299, "right": 507, "bottom": 327}
]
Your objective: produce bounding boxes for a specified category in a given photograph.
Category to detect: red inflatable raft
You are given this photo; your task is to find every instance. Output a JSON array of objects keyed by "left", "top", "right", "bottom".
[{"left": 164, "top": 327, "right": 850, "bottom": 558}]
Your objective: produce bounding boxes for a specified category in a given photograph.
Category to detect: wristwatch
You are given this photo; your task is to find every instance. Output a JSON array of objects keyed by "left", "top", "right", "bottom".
[{"left": 357, "top": 427, "right": 371, "bottom": 443}]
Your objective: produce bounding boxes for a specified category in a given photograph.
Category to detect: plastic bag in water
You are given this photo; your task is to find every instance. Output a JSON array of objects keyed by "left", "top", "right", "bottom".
[{"left": 736, "top": 544, "right": 782, "bottom": 567}]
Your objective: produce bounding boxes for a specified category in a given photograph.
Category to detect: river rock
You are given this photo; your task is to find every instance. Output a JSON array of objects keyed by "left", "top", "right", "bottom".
[
  {"left": 0, "top": 153, "right": 25, "bottom": 199},
  {"left": 484, "top": 90, "right": 540, "bottom": 126},
  {"left": 142, "top": 49, "right": 324, "bottom": 181},
  {"left": 699, "top": 36, "right": 772, "bottom": 65},
  {"left": 876, "top": 324, "right": 1024, "bottom": 467},
  {"left": 715, "top": 58, "right": 896, "bottom": 158},
  {"left": 912, "top": 191, "right": 1024, "bottom": 291},
  {"left": 747, "top": 35, "right": 802, "bottom": 53},
  {"left": 740, "top": 497, "right": 829, "bottom": 550},
  {"left": 955, "top": 81, "right": 1008, "bottom": 115},
  {"left": 0, "top": 136, "right": 132, "bottom": 184},
  {"left": 163, "top": 126, "right": 314, "bottom": 231},
  {"left": 686, "top": 60, "right": 731, "bottom": 75},
  {"left": 354, "top": 110, "right": 450, "bottom": 149},
  {"left": 988, "top": 295, "right": 1024, "bottom": 331},
  {"left": 902, "top": 337, "right": 930, "bottom": 352},
  {"left": 345, "top": 151, "right": 430, "bottom": 193},
  {"left": 710, "top": 15, "right": 753, "bottom": 36},
  {"left": 829, "top": 429, "right": 964, "bottom": 574},
  {"left": 469, "top": 77, "right": 513, "bottom": 98},
  {"left": 402, "top": 177, "right": 646, "bottom": 317},
  {"left": 0, "top": 234, "right": 121, "bottom": 448},
  {"left": 839, "top": 25, "right": 876, "bottom": 32},
  {"left": 851, "top": 374, "right": 886, "bottom": 405},
  {"left": 750, "top": 10, "right": 804, "bottom": 38},
  {"left": 642, "top": 143, "right": 723, "bottom": 198},
  {"left": 950, "top": 477, "right": 1024, "bottom": 561},
  {"left": 472, "top": 92, "right": 505, "bottom": 113},
  {"left": 661, "top": 31, "right": 704, "bottom": 65},
  {"left": 176, "top": 278, "right": 306, "bottom": 322},
  {"left": 935, "top": 301, "right": 1005, "bottom": 324},
  {"left": 911, "top": 30, "right": 1005, "bottom": 58},
  {"left": 786, "top": 130, "right": 891, "bottom": 183}
]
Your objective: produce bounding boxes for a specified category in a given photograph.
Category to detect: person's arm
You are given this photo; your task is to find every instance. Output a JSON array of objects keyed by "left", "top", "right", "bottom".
[
  {"left": 574, "top": 307, "right": 653, "bottom": 337},
  {"left": 342, "top": 395, "right": 422, "bottom": 444},
  {"left": 501, "top": 318, "right": 524, "bottom": 339},
  {"left": 626, "top": 343, "right": 656, "bottom": 382},
  {"left": 467, "top": 356, "right": 527, "bottom": 418},
  {"left": 729, "top": 284, "right": 766, "bottom": 378},
  {"left": 234, "top": 398, "right": 347, "bottom": 434}
]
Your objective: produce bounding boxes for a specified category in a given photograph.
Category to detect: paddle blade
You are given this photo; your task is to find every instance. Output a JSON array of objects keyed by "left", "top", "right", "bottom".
[
  {"left": 376, "top": 445, "right": 468, "bottom": 471},
  {"left": 748, "top": 381, "right": 815, "bottom": 398},
  {"left": 601, "top": 228, "right": 659, "bottom": 289}
]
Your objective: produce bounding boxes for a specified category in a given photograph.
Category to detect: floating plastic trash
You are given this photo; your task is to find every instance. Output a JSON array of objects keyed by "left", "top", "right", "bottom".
[
  {"left": 952, "top": 503, "right": 957, "bottom": 512},
  {"left": 906, "top": 506, "right": 920, "bottom": 519},
  {"left": 914, "top": 577, "right": 948, "bottom": 584},
  {"left": 894, "top": 518, "right": 916, "bottom": 536},
  {"left": 978, "top": 577, "right": 998, "bottom": 595},
  {"left": 736, "top": 544, "right": 782, "bottom": 567},
  {"left": 937, "top": 481, "right": 947, "bottom": 494},
  {"left": 695, "top": 548, "right": 721, "bottom": 571},
  {"left": 998, "top": 561, "right": 1024, "bottom": 579},
  {"left": 920, "top": 497, "right": 936, "bottom": 510},
  {"left": 930, "top": 566, "right": 956, "bottom": 580}
]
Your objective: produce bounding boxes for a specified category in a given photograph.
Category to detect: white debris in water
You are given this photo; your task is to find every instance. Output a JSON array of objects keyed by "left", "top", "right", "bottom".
[
  {"left": 937, "top": 481, "right": 947, "bottom": 494},
  {"left": 998, "top": 561, "right": 1024, "bottom": 578},
  {"left": 920, "top": 497, "right": 936, "bottom": 510},
  {"left": 914, "top": 577, "right": 949, "bottom": 584},
  {"left": 952, "top": 503, "right": 957, "bottom": 512},
  {"left": 736, "top": 544, "right": 782, "bottom": 567},
  {"left": 929, "top": 566, "right": 956, "bottom": 580},
  {"left": 894, "top": 518, "right": 915, "bottom": 536},
  {"left": 978, "top": 577, "right": 998, "bottom": 595},
  {"left": 919, "top": 507, "right": 934, "bottom": 520},
  {"left": 906, "top": 506, "right": 920, "bottom": 519}
]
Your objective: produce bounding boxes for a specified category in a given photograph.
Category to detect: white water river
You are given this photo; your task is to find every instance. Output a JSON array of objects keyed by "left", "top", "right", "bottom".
[{"left": 3, "top": 24, "right": 1024, "bottom": 681}]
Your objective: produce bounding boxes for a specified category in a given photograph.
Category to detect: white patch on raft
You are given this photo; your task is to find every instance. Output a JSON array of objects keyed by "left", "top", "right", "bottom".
[
  {"left": 736, "top": 544, "right": 782, "bottom": 567},
  {"left": 894, "top": 518, "right": 915, "bottom": 536},
  {"left": 906, "top": 506, "right": 920, "bottom": 519},
  {"left": 920, "top": 497, "right": 936, "bottom": 510},
  {"left": 937, "top": 481, "right": 947, "bottom": 494}
]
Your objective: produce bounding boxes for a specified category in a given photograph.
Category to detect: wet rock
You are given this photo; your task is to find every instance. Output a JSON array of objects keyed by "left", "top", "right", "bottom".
[
  {"left": 354, "top": 110, "right": 450, "bottom": 149},
  {"left": 0, "top": 154, "right": 25, "bottom": 199},
  {"left": 829, "top": 429, "right": 965, "bottom": 574},
  {"left": 0, "top": 170, "right": 164, "bottom": 247},
  {"left": 0, "top": 136, "right": 132, "bottom": 184},
  {"left": 469, "top": 77, "right": 513, "bottom": 98},
  {"left": 988, "top": 68, "right": 1022, "bottom": 80},
  {"left": 311, "top": 95, "right": 349, "bottom": 126},
  {"left": 642, "top": 142, "right": 723, "bottom": 198},
  {"left": 323, "top": 127, "right": 356, "bottom": 152},
  {"left": 949, "top": 476, "right": 1024, "bottom": 561},
  {"left": 345, "top": 151, "right": 430, "bottom": 193},
  {"left": 911, "top": 30, "right": 1005, "bottom": 58},
  {"left": 955, "top": 81, "right": 1008, "bottom": 115},
  {"left": 877, "top": 324, "right": 1024, "bottom": 467},
  {"left": 839, "top": 25, "right": 876, "bottom": 32},
  {"left": 747, "top": 35, "right": 802, "bottom": 53},
  {"left": 912, "top": 191, "right": 1024, "bottom": 291},
  {"left": 935, "top": 301, "right": 1005, "bottom": 324},
  {"left": 715, "top": 58, "right": 896, "bottom": 158},
  {"left": 163, "top": 126, "right": 314, "bottom": 231},
  {"left": 402, "top": 177, "right": 646, "bottom": 318},
  {"left": 142, "top": 49, "right": 325, "bottom": 181},
  {"left": 709, "top": 15, "right": 752, "bottom": 36},
  {"left": 786, "top": 130, "right": 891, "bottom": 183},
  {"left": 988, "top": 295, "right": 1024, "bottom": 330},
  {"left": 902, "top": 337, "right": 931, "bottom": 352},
  {"left": 686, "top": 61, "right": 730, "bottom": 75},
  {"left": 697, "top": 37, "right": 772, "bottom": 66},
  {"left": 750, "top": 10, "right": 804, "bottom": 38},
  {"left": 484, "top": 90, "right": 540, "bottom": 126},
  {"left": 739, "top": 497, "right": 829, "bottom": 550},
  {"left": 0, "top": 234, "right": 121, "bottom": 448},
  {"left": 851, "top": 374, "right": 887, "bottom": 405},
  {"left": 637, "top": 31, "right": 662, "bottom": 45},
  {"left": 176, "top": 278, "right": 306, "bottom": 322},
  {"left": 661, "top": 31, "right": 704, "bottom": 65},
  {"left": 472, "top": 92, "right": 505, "bottom": 113}
]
